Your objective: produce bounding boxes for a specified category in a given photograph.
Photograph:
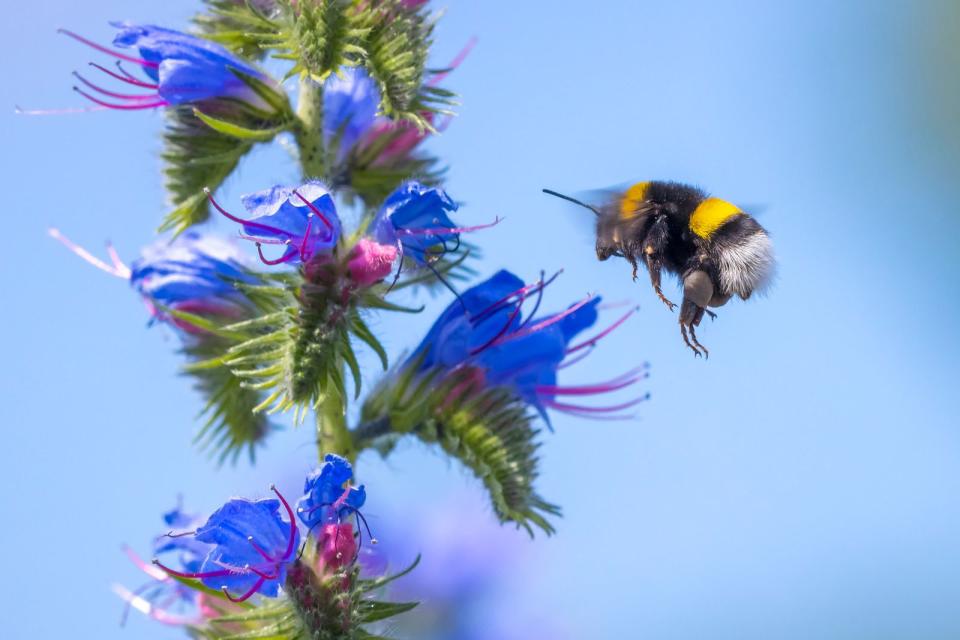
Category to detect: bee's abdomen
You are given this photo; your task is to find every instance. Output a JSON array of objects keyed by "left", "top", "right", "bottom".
[
  {"left": 689, "top": 197, "right": 742, "bottom": 238},
  {"left": 711, "top": 215, "right": 776, "bottom": 299}
]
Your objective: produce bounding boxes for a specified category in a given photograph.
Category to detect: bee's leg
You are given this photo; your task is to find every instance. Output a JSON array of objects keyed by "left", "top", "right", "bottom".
[
  {"left": 679, "top": 323, "right": 702, "bottom": 357},
  {"left": 688, "top": 309, "right": 709, "bottom": 358},
  {"left": 641, "top": 216, "right": 676, "bottom": 312},
  {"left": 679, "top": 270, "right": 715, "bottom": 358},
  {"left": 704, "top": 309, "right": 717, "bottom": 321}
]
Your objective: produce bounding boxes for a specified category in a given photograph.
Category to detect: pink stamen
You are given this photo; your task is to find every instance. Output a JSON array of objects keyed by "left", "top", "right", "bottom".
[
  {"left": 106, "top": 241, "right": 128, "bottom": 273},
  {"left": 49, "top": 227, "right": 130, "bottom": 278},
  {"left": 152, "top": 558, "right": 235, "bottom": 580},
  {"left": 115, "top": 60, "right": 151, "bottom": 81},
  {"left": 566, "top": 307, "right": 638, "bottom": 354},
  {"left": 558, "top": 344, "right": 594, "bottom": 370},
  {"left": 292, "top": 189, "right": 333, "bottom": 231},
  {"left": 238, "top": 234, "right": 287, "bottom": 245},
  {"left": 89, "top": 62, "right": 159, "bottom": 88},
  {"left": 247, "top": 537, "right": 275, "bottom": 563},
  {"left": 544, "top": 394, "right": 649, "bottom": 414},
  {"left": 472, "top": 271, "right": 561, "bottom": 323},
  {"left": 112, "top": 583, "right": 198, "bottom": 627},
  {"left": 205, "top": 189, "right": 296, "bottom": 238},
  {"left": 470, "top": 292, "right": 525, "bottom": 355},
  {"left": 498, "top": 295, "right": 598, "bottom": 345},
  {"left": 536, "top": 368, "right": 646, "bottom": 397},
  {"left": 549, "top": 410, "right": 638, "bottom": 422},
  {"left": 73, "top": 71, "right": 157, "bottom": 100},
  {"left": 257, "top": 243, "right": 295, "bottom": 265},
  {"left": 246, "top": 566, "right": 279, "bottom": 581},
  {"left": 396, "top": 216, "right": 502, "bottom": 237},
  {"left": 332, "top": 486, "right": 352, "bottom": 511},
  {"left": 73, "top": 87, "right": 166, "bottom": 110},
  {"left": 299, "top": 215, "right": 314, "bottom": 261},
  {"left": 15, "top": 104, "right": 106, "bottom": 115},
  {"left": 428, "top": 36, "right": 478, "bottom": 86},
  {"left": 122, "top": 545, "right": 168, "bottom": 581},
  {"left": 222, "top": 577, "right": 265, "bottom": 603},
  {"left": 58, "top": 28, "right": 160, "bottom": 68},
  {"left": 270, "top": 485, "right": 298, "bottom": 562}
]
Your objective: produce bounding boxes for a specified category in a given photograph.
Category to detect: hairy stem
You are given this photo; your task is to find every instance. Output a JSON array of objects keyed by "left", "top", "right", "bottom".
[
  {"left": 294, "top": 75, "right": 325, "bottom": 179},
  {"left": 318, "top": 385, "right": 355, "bottom": 463}
]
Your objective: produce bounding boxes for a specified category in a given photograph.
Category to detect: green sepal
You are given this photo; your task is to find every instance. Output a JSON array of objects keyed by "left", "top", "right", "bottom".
[
  {"left": 358, "top": 365, "right": 561, "bottom": 536},
  {"left": 356, "top": 600, "right": 418, "bottom": 623},
  {"left": 193, "top": 108, "right": 287, "bottom": 141}
]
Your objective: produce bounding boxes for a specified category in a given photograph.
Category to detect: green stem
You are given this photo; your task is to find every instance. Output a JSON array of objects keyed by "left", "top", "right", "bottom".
[
  {"left": 317, "top": 385, "right": 355, "bottom": 463},
  {"left": 294, "top": 75, "right": 325, "bottom": 179}
]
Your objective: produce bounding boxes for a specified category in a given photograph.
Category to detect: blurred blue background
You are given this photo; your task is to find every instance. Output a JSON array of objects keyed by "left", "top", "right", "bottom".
[{"left": 3, "top": 1, "right": 960, "bottom": 638}]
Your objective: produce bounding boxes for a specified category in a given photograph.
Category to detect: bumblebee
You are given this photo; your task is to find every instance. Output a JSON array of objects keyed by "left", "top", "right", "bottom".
[{"left": 543, "top": 181, "right": 775, "bottom": 357}]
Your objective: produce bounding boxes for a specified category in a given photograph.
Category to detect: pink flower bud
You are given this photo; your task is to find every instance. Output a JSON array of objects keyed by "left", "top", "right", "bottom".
[{"left": 347, "top": 238, "right": 398, "bottom": 287}]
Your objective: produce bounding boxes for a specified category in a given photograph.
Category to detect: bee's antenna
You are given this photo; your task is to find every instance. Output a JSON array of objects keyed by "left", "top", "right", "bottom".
[{"left": 542, "top": 188, "right": 601, "bottom": 217}]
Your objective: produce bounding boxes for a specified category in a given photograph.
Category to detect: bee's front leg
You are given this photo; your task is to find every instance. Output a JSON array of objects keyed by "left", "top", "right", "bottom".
[{"left": 640, "top": 216, "right": 676, "bottom": 312}]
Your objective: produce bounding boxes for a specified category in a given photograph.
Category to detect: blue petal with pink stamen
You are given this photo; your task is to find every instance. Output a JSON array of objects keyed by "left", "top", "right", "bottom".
[
  {"left": 61, "top": 23, "right": 277, "bottom": 111},
  {"left": 191, "top": 494, "right": 300, "bottom": 599},
  {"left": 373, "top": 181, "right": 461, "bottom": 265},
  {"left": 297, "top": 453, "right": 367, "bottom": 529},
  {"left": 130, "top": 232, "right": 255, "bottom": 322},
  {"left": 211, "top": 181, "right": 341, "bottom": 265},
  {"left": 405, "top": 270, "right": 646, "bottom": 424}
]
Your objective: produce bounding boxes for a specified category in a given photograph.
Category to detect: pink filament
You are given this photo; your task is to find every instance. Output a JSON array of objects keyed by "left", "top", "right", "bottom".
[
  {"left": 73, "top": 71, "right": 157, "bottom": 100},
  {"left": 257, "top": 243, "right": 295, "bottom": 265},
  {"left": 292, "top": 189, "right": 333, "bottom": 231},
  {"left": 428, "top": 36, "right": 478, "bottom": 86},
  {"left": 73, "top": 87, "right": 166, "bottom": 110},
  {"left": 566, "top": 306, "right": 638, "bottom": 354},
  {"left": 498, "top": 295, "right": 598, "bottom": 345},
  {"left": 122, "top": 545, "right": 169, "bottom": 581},
  {"left": 222, "top": 577, "right": 265, "bottom": 603},
  {"left": 299, "top": 215, "right": 314, "bottom": 261},
  {"left": 89, "top": 61, "right": 159, "bottom": 88},
  {"left": 152, "top": 559, "right": 234, "bottom": 580},
  {"left": 58, "top": 28, "right": 160, "bottom": 68},
  {"left": 470, "top": 292, "right": 525, "bottom": 355},
  {"left": 49, "top": 227, "right": 131, "bottom": 278},
  {"left": 271, "top": 485, "right": 298, "bottom": 563},
  {"left": 396, "top": 216, "right": 502, "bottom": 236},
  {"left": 558, "top": 344, "right": 594, "bottom": 370},
  {"left": 544, "top": 394, "right": 649, "bottom": 414},
  {"left": 536, "top": 367, "right": 646, "bottom": 397},
  {"left": 206, "top": 190, "right": 296, "bottom": 239},
  {"left": 472, "top": 270, "right": 562, "bottom": 323}
]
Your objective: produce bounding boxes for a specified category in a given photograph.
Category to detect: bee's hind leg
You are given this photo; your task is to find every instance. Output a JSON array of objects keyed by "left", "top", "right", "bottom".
[{"left": 679, "top": 270, "right": 715, "bottom": 358}]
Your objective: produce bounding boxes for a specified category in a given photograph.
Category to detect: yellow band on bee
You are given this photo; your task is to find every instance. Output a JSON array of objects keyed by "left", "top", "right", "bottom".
[
  {"left": 690, "top": 197, "right": 741, "bottom": 238},
  {"left": 619, "top": 181, "right": 650, "bottom": 219}
]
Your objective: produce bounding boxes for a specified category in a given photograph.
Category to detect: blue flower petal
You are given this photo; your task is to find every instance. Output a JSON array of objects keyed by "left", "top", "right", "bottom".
[
  {"left": 110, "top": 23, "right": 270, "bottom": 105},
  {"left": 373, "top": 181, "right": 459, "bottom": 265},
  {"left": 195, "top": 498, "right": 299, "bottom": 598},
  {"left": 323, "top": 67, "right": 380, "bottom": 160},
  {"left": 297, "top": 454, "right": 366, "bottom": 529}
]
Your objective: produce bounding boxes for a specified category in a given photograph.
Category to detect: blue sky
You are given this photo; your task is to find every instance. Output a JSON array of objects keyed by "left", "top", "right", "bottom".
[{"left": 2, "top": 1, "right": 959, "bottom": 638}]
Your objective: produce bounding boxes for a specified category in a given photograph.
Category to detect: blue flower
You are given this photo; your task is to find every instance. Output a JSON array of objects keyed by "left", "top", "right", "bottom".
[
  {"left": 62, "top": 24, "right": 280, "bottom": 111},
  {"left": 129, "top": 232, "right": 255, "bottom": 328},
  {"left": 407, "top": 270, "right": 647, "bottom": 424},
  {"left": 155, "top": 488, "right": 300, "bottom": 602},
  {"left": 323, "top": 67, "right": 380, "bottom": 161},
  {"left": 209, "top": 181, "right": 342, "bottom": 266},
  {"left": 372, "top": 181, "right": 462, "bottom": 266},
  {"left": 297, "top": 454, "right": 366, "bottom": 529}
]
